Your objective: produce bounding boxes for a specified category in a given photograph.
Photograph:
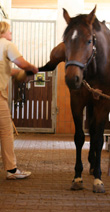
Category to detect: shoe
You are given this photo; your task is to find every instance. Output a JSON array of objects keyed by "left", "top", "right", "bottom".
[{"left": 6, "top": 169, "right": 31, "bottom": 180}]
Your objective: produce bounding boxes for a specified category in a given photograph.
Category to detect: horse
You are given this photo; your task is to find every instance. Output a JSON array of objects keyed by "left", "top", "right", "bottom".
[{"left": 38, "top": 6, "right": 110, "bottom": 193}]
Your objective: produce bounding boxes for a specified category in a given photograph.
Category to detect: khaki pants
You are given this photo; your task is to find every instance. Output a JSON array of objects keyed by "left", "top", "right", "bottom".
[{"left": 0, "top": 94, "right": 17, "bottom": 170}]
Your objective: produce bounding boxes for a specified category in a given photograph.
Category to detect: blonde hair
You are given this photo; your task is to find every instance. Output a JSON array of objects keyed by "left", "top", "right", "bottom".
[{"left": 0, "top": 22, "right": 10, "bottom": 38}]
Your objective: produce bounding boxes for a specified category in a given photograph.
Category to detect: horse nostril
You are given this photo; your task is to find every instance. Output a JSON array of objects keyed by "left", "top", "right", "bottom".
[
  {"left": 74, "top": 76, "right": 79, "bottom": 83},
  {"left": 65, "top": 75, "right": 80, "bottom": 89}
]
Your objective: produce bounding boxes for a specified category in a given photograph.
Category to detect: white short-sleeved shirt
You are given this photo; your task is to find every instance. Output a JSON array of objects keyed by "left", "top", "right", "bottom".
[{"left": 0, "top": 38, "right": 22, "bottom": 99}]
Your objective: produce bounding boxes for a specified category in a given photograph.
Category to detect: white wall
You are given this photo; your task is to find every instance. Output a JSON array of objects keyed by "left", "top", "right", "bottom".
[
  {"left": 84, "top": 3, "right": 110, "bottom": 23},
  {"left": 0, "top": 0, "right": 11, "bottom": 20},
  {"left": 11, "top": 8, "right": 57, "bottom": 21},
  {"left": 3, "top": 1, "right": 110, "bottom": 23},
  {"left": 11, "top": 2, "right": 110, "bottom": 37}
]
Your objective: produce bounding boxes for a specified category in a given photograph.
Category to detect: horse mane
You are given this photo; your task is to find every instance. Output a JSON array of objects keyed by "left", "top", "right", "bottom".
[
  {"left": 93, "top": 18, "right": 101, "bottom": 31},
  {"left": 63, "top": 14, "right": 101, "bottom": 40}
]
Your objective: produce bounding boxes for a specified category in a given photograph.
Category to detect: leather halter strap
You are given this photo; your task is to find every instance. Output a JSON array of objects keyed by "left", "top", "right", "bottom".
[
  {"left": 66, "top": 60, "right": 85, "bottom": 69},
  {"left": 65, "top": 34, "right": 96, "bottom": 71}
]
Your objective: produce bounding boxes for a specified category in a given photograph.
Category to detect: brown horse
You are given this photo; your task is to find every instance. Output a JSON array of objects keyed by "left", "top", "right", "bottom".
[{"left": 39, "top": 6, "right": 110, "bottom": 193}]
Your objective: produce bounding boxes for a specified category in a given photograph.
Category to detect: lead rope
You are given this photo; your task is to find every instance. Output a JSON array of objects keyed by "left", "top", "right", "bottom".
[{"left": 82, "top": 80, "right": 110, "bottom": 100}]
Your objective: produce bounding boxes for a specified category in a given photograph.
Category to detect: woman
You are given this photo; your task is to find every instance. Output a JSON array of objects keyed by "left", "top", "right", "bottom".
[{"left": 0, "top": 21, "right": 38, "bottom": 179}]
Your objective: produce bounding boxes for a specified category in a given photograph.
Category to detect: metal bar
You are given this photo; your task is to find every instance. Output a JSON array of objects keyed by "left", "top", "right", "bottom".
[
  {"left": 46, "top": 22, "right": 48, "bottom": 62},
  {"left": 26, "top": 22, "right": 28, "bottom": 61},
  {"left": 30, "top": 23, "right": 32, "bottom": 63},
  {"left": 38, "top": 23, "right": 40, "bottom": 67},
  {"left": 34, "top": 22, "right": 36, "bottom": 65},
  {"left": 22, "top": 22, "right": 24, "bottom": 56}
]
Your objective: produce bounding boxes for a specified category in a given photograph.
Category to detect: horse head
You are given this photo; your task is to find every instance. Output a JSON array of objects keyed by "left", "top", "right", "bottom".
[{"left": 63, "top": 6, "right": 96, "bottom": 89}]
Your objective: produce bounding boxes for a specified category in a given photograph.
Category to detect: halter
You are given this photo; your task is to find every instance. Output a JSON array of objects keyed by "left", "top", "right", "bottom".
[{"left": 65, "top": 34, "right": 97, "bottom": 71}]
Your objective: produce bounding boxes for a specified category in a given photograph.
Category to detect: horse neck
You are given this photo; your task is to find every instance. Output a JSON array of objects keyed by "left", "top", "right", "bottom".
[
  {"left": 94, "top": 27, "right": 110, "bottom": 75},
  {"left": 86, "top": 25, "right": 110, "bottom": 83}
]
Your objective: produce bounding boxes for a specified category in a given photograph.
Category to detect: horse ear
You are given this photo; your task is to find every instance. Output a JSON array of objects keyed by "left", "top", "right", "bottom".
[
  {"left": 63, "top": 8, "right": 71, "bottom": 24},
  {"left": 86, "top": 5, "right": 97, "bottom": 25}
]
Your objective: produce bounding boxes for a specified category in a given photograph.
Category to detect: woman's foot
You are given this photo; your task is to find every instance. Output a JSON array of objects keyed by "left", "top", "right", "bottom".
[{"left": 6, "top": 169, "right": 31, "bottom": 180}]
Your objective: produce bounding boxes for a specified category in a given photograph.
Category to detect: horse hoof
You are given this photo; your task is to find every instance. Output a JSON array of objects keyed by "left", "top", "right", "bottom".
[
  {"left": 71, "top": 179, "right": 83, "bottom": 190},
  {"left": 93, "top": 179, "right": 105, "bottom": 193}
]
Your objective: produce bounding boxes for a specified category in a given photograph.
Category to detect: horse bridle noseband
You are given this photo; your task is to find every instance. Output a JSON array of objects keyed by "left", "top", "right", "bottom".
[{"left": 65, "top": 34, "right": 97, "bottom": 71}]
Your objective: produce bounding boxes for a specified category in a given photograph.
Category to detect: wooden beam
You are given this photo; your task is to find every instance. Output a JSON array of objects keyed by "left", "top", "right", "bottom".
[
  {"left": 12, "top": 0, "right": 58, "bottom": 9},
  {"left": 85, "top": 0, "right": 110, "bottom": 3}
]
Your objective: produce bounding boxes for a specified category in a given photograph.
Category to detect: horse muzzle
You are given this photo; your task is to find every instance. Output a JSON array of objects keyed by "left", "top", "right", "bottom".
[{"left": 65, "top": 66, "right": 83, "bottom": 90}]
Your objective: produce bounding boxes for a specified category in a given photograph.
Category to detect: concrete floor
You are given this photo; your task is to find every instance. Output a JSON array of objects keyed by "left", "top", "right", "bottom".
[{"left": 0, "top": 133, "right": 110, "bottom": 212}]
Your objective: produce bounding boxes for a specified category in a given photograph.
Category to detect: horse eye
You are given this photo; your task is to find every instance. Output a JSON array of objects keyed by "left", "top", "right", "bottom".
[{"left": 87, "top": 39, "right": 92, "bottom": 44}]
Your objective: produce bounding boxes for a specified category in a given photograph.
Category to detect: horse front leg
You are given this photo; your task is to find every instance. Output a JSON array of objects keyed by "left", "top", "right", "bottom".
[
  {"left": 89, "top": 117, "right": 105, "bottom": 193},
  {"left": 88, "top": 140, "right": 96, "bottom": 175},
  {"left": 87, "top": 105, "right": 96, "bottom": 175},
  {"left": 93, "top": 127, "right": 105, "bottom": 193},
  {"left": 71, "top": 114, "right": 85, "bottom": 190}
]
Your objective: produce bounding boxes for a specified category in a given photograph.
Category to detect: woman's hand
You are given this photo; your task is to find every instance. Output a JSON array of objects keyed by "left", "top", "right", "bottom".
[{"left": 11, "top": 69, "right": 27, "bottom": 81}]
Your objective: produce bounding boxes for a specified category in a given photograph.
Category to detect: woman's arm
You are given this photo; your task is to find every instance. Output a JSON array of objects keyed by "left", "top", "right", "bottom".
[{"left": 13, "top": 56, "right": 38, "bottom": 74}]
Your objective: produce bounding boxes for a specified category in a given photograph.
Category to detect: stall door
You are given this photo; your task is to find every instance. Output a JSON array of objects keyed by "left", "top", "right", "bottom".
[{"left": 11, "top": 20, "right": 56, "bottom": 133}]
